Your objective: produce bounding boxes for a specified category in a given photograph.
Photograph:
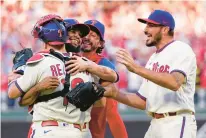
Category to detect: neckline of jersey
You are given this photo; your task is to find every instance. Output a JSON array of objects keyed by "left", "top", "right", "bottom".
[{"left": 156, "top": 40, "right": 175, "bottom": 53}]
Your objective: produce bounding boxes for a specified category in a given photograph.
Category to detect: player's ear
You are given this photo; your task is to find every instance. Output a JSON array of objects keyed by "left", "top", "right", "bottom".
[{"left": 162, "top": 26, "right": 170, "bottom": 35}]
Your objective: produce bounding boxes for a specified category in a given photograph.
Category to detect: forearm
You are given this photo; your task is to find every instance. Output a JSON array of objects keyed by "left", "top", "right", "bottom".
[
  {"left": 134, "top": 65, "right": 180, "bottom": 91},
  {"left": 114, "top": 91, "right": 146, "bottom": 110},
  {"left": 8, "top": 82, "right": 22, "bottom": 99},
  {"left": 19, "top": 95, "right": 38, "bottom": 106},
  {"left": 87, "top": 62, "right": 117, "bottom": 82},
  {"left": 19, "top": 84, "right": 40, "bottom": 106}
]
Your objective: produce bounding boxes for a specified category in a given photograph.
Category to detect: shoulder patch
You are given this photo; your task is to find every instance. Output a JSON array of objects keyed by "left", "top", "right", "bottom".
[{"left": 26, "top": 53, "right": 45, "bottom": 64}]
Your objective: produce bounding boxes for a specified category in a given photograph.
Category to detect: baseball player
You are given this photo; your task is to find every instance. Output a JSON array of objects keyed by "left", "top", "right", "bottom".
[
  {"left": 8, "top": 14, "right": 96, "bottom": 138},
  {"left": 63, "top": 19, "right": 118, "bottom": 83},
  {"left": 16, "top": 19, "right": 117, "bottom": 106},
  {"left": 104, "top": 10, "right": 197, "bottom": 138},
  {"left": 66, "top": 20, "right": 128, "bottom": 138},
  {"left": 10, "top": 18, "right": 120, "bottom": 138}
]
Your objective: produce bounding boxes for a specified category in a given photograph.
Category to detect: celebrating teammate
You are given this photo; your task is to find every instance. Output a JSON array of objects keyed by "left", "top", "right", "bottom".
[
  {"left": 104, "top": 9, "right": 197, "bottom": 138},
  {"left": 8, "top": 18, "right": 121, "bottom": 138},
  {"left": 66, "top": 20, "right": 128, "bottom": 138},
  {"left": 64, "top": 19, "right": 118, "bottom": 83},
  {"left": 8, "top": 14, "right": 96, "bottom": 138}
]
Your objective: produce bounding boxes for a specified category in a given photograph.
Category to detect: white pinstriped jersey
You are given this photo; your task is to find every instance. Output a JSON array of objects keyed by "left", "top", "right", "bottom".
[
  {"left": 16, "top": 51, "right": 96, "bottom": 124},
  {"left": 138, "top": 40, "right": 197, "bottom": 113}
]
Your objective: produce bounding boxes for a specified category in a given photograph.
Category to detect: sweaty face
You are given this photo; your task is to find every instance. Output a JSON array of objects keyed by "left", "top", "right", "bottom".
[
  {"left": 144, "top": 23, "right": 163, "bottom": 47},
  {"left": 67, "top": 29, "right": 82, "bottom": 48},
  {"left": 81, "top": 30, "right": 101, "bottom": 52}
]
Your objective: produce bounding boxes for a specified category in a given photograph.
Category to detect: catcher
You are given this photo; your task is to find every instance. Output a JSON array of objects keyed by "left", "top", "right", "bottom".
[
  {"left": 16, "top": 19, "right": 118, "bottom": 110},
  {"left": 8, "top": 17, "right": 116, "bottom": 138},
  {"left": 8, "top": 14, "right": 105, "bottom": 138}
]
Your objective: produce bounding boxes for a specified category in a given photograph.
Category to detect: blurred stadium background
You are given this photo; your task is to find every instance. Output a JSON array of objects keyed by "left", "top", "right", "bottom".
[{"left": 1, "top": 1, "right": 206, "bottom": 138}]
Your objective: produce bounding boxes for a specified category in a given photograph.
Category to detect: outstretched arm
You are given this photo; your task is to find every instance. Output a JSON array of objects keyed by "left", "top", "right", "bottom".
[
  {"left": 104, "top": 84, "right": 146, "bottom": 110},
  {"left": 65, "top": 56, "right": 117, "bottom": 82}
]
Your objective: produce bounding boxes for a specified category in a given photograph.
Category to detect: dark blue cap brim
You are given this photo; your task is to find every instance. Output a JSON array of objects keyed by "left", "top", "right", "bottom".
[
  {"left": 138, "top": 18, "right": 160, "bottom": 25},
  {"left": 68, "top": 24, "right": 90, "bottom": 37}
]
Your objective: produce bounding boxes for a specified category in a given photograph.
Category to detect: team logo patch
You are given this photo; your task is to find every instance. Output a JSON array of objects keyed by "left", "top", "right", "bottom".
[{"left": 58, "top": 29, "right": 62, "bottom": 37}]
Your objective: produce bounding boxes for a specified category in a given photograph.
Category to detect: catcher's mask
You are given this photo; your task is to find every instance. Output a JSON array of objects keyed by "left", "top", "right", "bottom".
[{"left": 31, "top": 14, "right": 67, "bottom": 46}]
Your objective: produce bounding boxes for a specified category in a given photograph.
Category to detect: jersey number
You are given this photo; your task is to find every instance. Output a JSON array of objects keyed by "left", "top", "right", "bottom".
[{"left": 71, "top": 78, "right": 84, "bottom": 89}]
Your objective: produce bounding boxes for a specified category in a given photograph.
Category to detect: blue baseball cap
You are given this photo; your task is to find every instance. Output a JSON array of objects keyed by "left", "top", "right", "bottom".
[
  {"left": 84, "top": 20, "right": 105, "bottom": 41},
  {"left": 63, "top": 18, "right": 90, "bottom": 37},
  {"left": 138, "top": 10, "right": 175, "bottom": 30}
]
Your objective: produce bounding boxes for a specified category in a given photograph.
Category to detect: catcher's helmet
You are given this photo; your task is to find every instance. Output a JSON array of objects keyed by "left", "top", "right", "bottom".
[
  {"left": 32, "top": 14, "right": 67, "bottom": 46},
  {"left": 63, "top": 19, "right": 90, "bottom": 38}
]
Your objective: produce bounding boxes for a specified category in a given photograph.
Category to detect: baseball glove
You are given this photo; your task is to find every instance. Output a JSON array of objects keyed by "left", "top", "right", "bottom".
[
  {"left": 12, "top": 48, "right": 33, "bottom": 75},
  {"left": 65, "top": 82, "right": 105, "bottom": 111}
]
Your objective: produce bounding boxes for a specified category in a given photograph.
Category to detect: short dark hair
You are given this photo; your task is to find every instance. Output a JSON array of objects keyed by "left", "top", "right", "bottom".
[
  {"left": 91, "top": 28, "right": 105, "bottom": 54},
  {"left": 96, "top": 41, "right": 105, "bottom": 54}
]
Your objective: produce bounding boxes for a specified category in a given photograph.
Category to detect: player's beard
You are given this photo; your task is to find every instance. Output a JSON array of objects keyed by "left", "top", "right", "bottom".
[
  {"left": 146, "top": 30, "right": 162, "bottom": 47},
  {"left": 81, "top": 40, "right": 97, "bottom": 53},
  {"left": 65, "top": 43, "right": 80, "bottom": 53},
  {"left": 65, "top": 36, "right": 82, "bottom": 53}
]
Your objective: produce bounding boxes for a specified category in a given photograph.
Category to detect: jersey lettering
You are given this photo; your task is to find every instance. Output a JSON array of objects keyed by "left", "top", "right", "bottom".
[
  {"left": 152, "top": 62, "right": 170, "bottom": 73},
  {"left": 56, "top": 64, "right": 63, "bottom": 76},
  {"left": 50, "top": 64, "right": 63, "bottom": 76}
]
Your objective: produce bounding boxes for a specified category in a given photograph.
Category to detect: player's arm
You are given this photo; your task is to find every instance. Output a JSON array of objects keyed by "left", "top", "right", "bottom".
[
  {"left": 133, "top": 66, "right": 185, "bottom": 91},
  {"left": 8, "top": 81, "right": 24, "bottom": 99},
  {"left": 19, "top": 76, "right": 60, "bottom": 106},
  {"left": 7, "top": 71, "right": 23, "bottom": 99},
  {"left": 116, "top": 48, "right": 186, "bottom": 91},
  {"left": 86, "top": 61, "right": 117, "bottom": 82},
  {"left": 65, "top": 56, "right": 118, "bottom": 82},
  {"left": 104, "top": 84, "right": 146, "bottom": 110},
  {"left": 93, "top": 81, "right": 111, "bottom": 107}
]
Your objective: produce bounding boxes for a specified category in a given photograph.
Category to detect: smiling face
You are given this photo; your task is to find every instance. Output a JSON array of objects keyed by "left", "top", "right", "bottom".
[
  {"left": 81, "top": 30, "right": 102, "bottom": 53},
  {"left": 67, "top": 29, "right": 83, "bottom": 48},
  {"left": 144, "top": 23, "right": 165, "bottom": 47}
]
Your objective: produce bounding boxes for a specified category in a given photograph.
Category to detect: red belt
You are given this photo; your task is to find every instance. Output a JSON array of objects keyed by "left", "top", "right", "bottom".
[
  {"left": 41, "top": 120, "right": 87, "bottom": 130},
  {"left": 152, "top": 112, "right": 194, "bottom": 119}
]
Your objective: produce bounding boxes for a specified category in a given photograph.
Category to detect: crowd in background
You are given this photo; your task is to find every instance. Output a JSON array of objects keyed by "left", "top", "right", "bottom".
[{"left": 1, "top": 1, "right": 206, "bottom": 111}]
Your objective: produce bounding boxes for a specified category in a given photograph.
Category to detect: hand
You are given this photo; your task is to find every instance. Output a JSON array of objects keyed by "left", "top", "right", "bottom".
[
  {"left": 37, "top": 76, "right": 60, "bottom": 91},
  {"left": 104, "top": 84, "right": 118, "bottom": 98},
  {"left": 116, "top": 48, "right": 139, "bottom": 72},
  {"left": 8, "top": 70, "right": 22, "bottom": 83},
  {"left": 65, "top": 55, "right": 90, "bottom": 75}
]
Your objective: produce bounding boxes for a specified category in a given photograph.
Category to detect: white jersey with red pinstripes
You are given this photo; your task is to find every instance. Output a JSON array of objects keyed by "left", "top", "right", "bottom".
[
  {"left": 16, "top": 51, "right": 96, "bottom": 124},
  {"left": 137, "top": 40, "right": 197, "bottom": 114}
]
